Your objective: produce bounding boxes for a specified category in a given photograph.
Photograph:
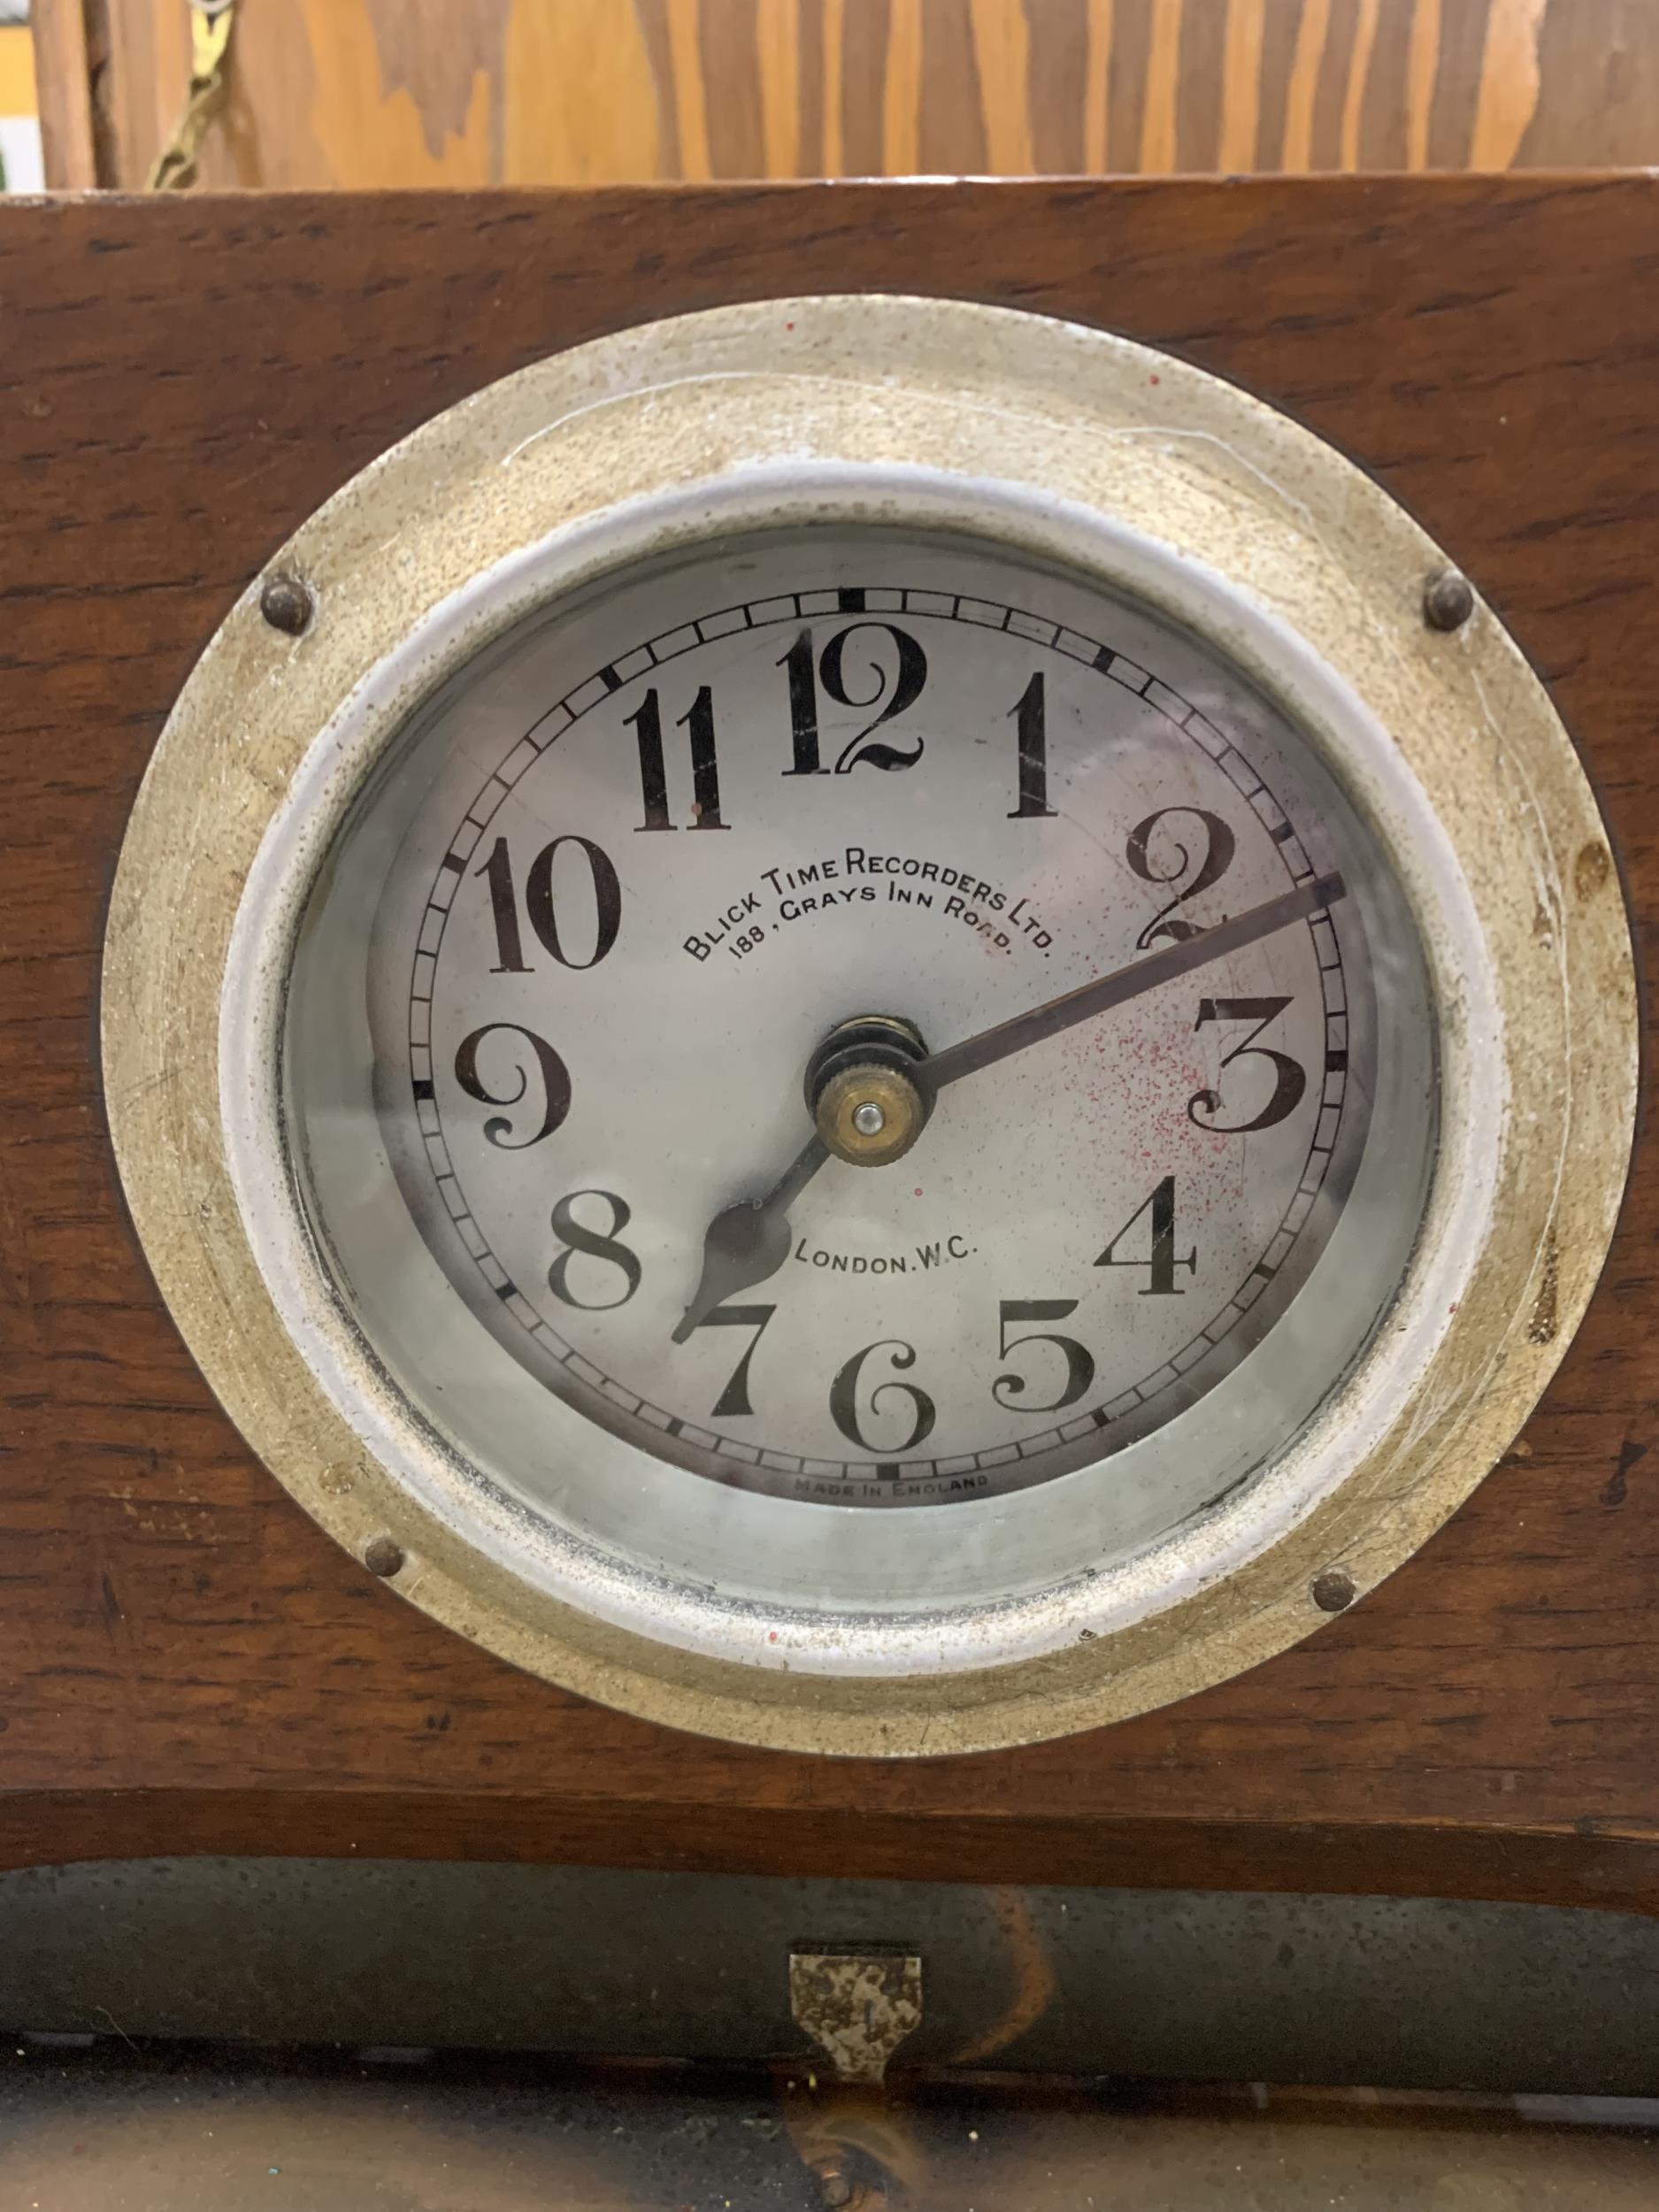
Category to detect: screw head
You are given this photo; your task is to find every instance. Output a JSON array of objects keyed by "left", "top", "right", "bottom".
[
  {"left": 815, "top": 1062, "right": 926, "bottom": 1168},
  {"left": 1311, "top": 1568, "right": 1356, "bottom": 1614},
  {"left": 364, "top": 1536, "right": 405, "bottom": 1579},
  {"left": 1423, "top": 569, "right": 1474, "bottom": 633},
  {"left": 260, "top": 572, "right": 314, "bottom": 636}
]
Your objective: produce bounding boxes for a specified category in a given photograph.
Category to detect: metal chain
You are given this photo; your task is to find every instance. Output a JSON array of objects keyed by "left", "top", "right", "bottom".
[{"left": 145, "top": 0, "right": 237, "bottom": 192}]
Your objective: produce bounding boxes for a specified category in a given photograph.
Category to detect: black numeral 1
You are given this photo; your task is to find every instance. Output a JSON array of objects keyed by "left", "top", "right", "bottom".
[
  {"left": 1008, "top": 671, "right": 1056, "bottom": 818},
  {"left": 627, "top": 686, "right": 727, "bottom": 831},
  {"left": 479, "top": 833, "right": 529, "bottom": 972},
  {"left": 780, "top": 629, "right": 826, "bottom": 776}
]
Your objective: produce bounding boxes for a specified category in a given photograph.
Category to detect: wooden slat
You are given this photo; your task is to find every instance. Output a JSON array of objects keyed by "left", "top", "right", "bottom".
[
  {"left": 28, "top": 0, "right": 98, "bottom": 187},
  {"left": 2, "top": 176, "right": 1658, "bottom": 1902},
  {"left": 37, "top": 0, "right": 1659, "bottom": 193}
]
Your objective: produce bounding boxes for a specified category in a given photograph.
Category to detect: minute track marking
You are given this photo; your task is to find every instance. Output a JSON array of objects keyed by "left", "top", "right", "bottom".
[{"left": 673, "top": 871, "right": 1348, "bottom": 1341}]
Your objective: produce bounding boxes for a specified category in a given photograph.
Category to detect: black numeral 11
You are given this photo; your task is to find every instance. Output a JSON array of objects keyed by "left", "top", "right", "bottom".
[
  {"left": 627, "top": 686, "right": 727, "bottom": 832},
  {"left": 1008, "top": 671, "right": 1056, "bottom": 818}
]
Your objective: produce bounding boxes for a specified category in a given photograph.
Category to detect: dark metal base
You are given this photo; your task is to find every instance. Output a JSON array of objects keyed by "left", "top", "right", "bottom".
[{"left": 5, "top": 1859, "right": 1659, "bottom": 2095}]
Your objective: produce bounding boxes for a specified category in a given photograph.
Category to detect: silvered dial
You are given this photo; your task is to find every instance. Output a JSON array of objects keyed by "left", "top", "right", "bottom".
[{"left": 292, "top": 527, "right": 1434, "bottom": 1515}]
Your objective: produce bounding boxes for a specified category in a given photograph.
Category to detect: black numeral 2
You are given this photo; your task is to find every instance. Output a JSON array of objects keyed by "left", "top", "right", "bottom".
[{"left": 1125, "top": 808, "right": 1236, "bottom": 949}]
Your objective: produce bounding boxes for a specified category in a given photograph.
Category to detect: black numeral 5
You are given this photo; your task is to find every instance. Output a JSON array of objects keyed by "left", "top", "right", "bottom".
[{"left": 993, "top": 1300, "right": 1095, "bottom": 1412}]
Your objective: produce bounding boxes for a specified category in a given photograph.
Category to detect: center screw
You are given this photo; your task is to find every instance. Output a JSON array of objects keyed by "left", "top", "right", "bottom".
[{"left": 804, "top": 1014, "right": 932, "bottom": 1168}]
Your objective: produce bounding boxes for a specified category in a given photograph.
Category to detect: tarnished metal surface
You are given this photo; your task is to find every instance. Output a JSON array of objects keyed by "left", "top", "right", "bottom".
[
  {"left": 9, "top": 1860, "right": 1659, "bottom": 2096},
  {"left": 4, "top": 2044, "right": 1659, "bottom": 2209},
  {"left": 788, "top": 1951, "right": 923, "bottom": 2085}
]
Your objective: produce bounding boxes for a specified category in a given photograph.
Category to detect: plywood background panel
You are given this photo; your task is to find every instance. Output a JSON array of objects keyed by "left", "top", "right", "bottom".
[{"left": 38, "top": 0, "right": 1659, "bottom": 192}]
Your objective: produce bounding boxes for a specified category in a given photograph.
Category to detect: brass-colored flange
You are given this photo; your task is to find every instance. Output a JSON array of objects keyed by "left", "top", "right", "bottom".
[{"left": 815, "top": 1061, "right": 927, "bottom": 1166}]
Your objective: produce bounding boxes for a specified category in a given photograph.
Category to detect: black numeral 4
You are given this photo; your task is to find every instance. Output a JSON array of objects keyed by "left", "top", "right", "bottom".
[{"left": 1096, "top": 1176, "right": 1196, "bottom": 1297}]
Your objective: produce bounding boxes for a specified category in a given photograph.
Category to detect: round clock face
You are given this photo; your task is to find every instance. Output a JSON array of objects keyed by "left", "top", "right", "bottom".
[{"left": 288, "top": 526, "right": 1436, "bottom": 1549}]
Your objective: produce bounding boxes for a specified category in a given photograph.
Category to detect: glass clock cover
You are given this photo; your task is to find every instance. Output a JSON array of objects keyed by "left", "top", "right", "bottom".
[{"left": 286, "top": 526, "right": 1435, "bottom": 1617}]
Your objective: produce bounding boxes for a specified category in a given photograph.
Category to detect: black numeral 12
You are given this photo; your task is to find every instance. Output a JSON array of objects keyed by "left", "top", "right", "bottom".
[
  {"left": 628, "top": 686, "right": 727, "bottom": 832},
  {"left": 779, "top": 622, "right": 927, "bottom": 775}
]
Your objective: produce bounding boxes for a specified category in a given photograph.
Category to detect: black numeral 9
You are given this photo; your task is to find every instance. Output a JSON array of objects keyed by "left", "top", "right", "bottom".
[{"left": 453, "top": 1024, "right": 572, "bottom": 1149}]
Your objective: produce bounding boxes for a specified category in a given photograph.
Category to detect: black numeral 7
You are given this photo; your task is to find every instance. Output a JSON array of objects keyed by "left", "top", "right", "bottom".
[{"left": 685, "top": 1304, "right": 775, "bottom": 1417}]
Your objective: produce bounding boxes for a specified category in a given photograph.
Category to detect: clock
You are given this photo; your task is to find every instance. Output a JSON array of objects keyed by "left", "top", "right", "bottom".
[{"left": 102, "top": 292, "right": 1634, "bottom": 1756}]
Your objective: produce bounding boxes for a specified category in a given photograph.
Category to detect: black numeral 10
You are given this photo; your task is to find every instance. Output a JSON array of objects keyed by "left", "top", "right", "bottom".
[{"left": 478, "top": 834, "right": 621, "bottom": 973}]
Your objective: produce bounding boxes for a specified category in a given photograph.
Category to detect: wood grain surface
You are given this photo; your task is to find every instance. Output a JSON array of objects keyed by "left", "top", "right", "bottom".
[
  {"left": 3, "top": 175, "right": 1657, "bottom": 1907},
  {"left": 35, "top": 0, "right": 1659, "bottom": 192}
]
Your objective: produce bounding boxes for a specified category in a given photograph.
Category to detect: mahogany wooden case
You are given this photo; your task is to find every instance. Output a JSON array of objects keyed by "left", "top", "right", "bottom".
[{"left": 3, "top": 177, "right": 1655, "bottom": 1909}]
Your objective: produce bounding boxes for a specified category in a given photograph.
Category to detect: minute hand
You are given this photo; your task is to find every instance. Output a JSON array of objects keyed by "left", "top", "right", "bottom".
[
  {"left": 919, "top": 871, "right": 1347, "bottom": 1094},
  {"left": 672, "top": 872, "right": 1345, "bottom": 1344}
]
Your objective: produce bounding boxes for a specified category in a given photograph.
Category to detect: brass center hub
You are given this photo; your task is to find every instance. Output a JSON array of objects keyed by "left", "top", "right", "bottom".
[{"left": 805, "top": 1014, "right": 932, "bottom": 1168}]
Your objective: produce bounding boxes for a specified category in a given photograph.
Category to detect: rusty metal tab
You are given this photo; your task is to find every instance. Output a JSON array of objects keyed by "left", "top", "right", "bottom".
[{"left": 789, "top": 1947, "right": 923, "bottom": 2085}]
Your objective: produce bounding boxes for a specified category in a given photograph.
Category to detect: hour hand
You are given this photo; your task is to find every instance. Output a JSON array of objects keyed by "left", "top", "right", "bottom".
[
  {"left": 672, "top": 1133, "right": 829, "bottom": 1341},
  {"left": 672, "top": 1199, "right": 793, "bottom": 1342}
]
